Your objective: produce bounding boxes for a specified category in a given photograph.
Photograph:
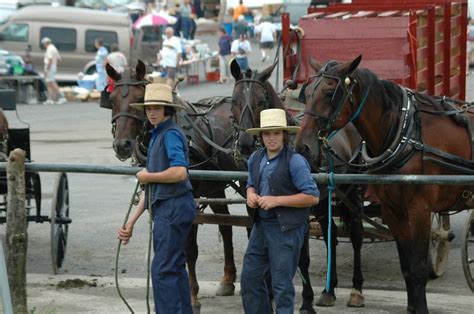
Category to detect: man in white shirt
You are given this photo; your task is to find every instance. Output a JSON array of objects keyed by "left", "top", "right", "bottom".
[
  {"left": 255, "top": 18, "right": 277, "bottom": 62},
  {"left": 231, "top": 34, "right": 252, "bottom": 71},
  {"left": 157, "top": 27, "right": 182, "bottom": 86},
  {"left": 41, "top": 37, "right": 66, "bottom": 105}
]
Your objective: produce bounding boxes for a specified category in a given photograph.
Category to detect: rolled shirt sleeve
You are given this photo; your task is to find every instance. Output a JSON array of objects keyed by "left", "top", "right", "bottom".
[
  {"left": 289, "top": 154, "right": 320, "bottom": 197},
  {"left": 164, "top": 129, "right": 188, "bottom": 167}
]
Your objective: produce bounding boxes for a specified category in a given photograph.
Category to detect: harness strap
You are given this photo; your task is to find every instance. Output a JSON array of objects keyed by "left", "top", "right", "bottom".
[{"left": 182, "top": 113, "right": 233, "bottom": 154}]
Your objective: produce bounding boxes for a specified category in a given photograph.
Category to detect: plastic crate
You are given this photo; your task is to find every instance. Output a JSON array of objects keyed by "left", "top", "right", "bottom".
[{"left": 206, "top": 71, "right": 220, "bottom": 82}]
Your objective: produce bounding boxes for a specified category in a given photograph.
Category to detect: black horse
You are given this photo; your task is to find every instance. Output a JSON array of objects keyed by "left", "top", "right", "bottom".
[
  {"left": 230, "top": 59, "right": 366, "bottom": 310},
  {"left": 103, "top": 60, "right": 250, "bottom": 313}
]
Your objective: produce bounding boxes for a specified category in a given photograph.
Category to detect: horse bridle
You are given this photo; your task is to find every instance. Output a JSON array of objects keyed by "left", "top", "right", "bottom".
[
  {"left": 106, "top": 79, "right": 148, "bottom": 138},
  {"left": 232, "top": 77, "right": 270, "bottom": 132},
  {"left": 302, "top": 62, "right": 359, "bottom": 138}
]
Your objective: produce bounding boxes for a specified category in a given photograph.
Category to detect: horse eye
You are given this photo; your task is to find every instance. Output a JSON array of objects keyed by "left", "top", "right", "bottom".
[{"left": 137, "top": 96, "right": 144, "bottom": 103}]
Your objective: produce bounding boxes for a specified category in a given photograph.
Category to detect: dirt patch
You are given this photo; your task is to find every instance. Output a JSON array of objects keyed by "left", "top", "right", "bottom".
[{"left": 56, "top": 278, "right": 98, "bottom": 289}]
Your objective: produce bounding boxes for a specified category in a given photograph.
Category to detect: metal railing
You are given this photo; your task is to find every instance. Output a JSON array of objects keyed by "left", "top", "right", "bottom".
[{"left": 1, "top": 162, "right": 474, "bottom": 185}]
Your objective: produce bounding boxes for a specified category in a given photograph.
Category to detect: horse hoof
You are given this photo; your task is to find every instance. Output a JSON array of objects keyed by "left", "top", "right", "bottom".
[
  {"left": 299, "top": 307, "right": 317, "bottom": 314},
  {"left": 315, "top": 291, "right": 336, "bottom": 307},
  {"left": 215, "top": 282, "right": 235, "bottom": 296},
  {"left": 347, "top": 288, "right": 365, "bottom": 308},
  {"left": 192, "top": 303, "right": 201, "bottom": 314}
]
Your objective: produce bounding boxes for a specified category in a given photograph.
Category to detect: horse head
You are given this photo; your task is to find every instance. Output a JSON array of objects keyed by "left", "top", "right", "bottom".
[
  {"left": 104, "top": 60, "right": 148, "bottom": 161},
  {"left": 295, "top": 55, "right": 363, "bottom": 171},
  {"left": 230, "top": 59, "right": 282, "bottom": 157}
]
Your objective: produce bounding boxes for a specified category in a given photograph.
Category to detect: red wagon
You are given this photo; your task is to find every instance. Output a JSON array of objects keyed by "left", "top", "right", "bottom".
[{"left": 282, "top": 0, "right": 468, "bottom": 99}]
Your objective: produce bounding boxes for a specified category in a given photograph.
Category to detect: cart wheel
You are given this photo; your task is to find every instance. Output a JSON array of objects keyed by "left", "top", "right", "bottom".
[
  {"left": 427, "top": 213, "right": 451, "bottom": 278},
  {"left": 50, "top": 173, "right": 70, "bottom": 274},
  {"left": 461, "top": 210, "right": 474, "bottom": 292}
]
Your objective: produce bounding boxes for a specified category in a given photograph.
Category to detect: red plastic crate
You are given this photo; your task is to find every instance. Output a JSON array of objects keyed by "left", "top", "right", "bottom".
[{"left": 206, "top": 71, "right": 220, "bottom": 82}]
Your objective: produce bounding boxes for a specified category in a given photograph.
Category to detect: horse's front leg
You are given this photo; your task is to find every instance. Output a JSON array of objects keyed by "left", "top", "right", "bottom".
[
  {"left": 345, "top": 186, "right": 365, "bottom": 307},
  {"left": 210, "top": 190, "right": 237, "bottom": 296},
  {"left": 186, "top": 222, "right": 200, "bottom": 313},
  {"left": 384, "top": 205, "right": 430, "bottom": 314},
  {"left": 314, "top": 202, "right": 338, "bottom": 307},
  {"left": 299, "top": 230, "right": 316, "bottom": 314}
]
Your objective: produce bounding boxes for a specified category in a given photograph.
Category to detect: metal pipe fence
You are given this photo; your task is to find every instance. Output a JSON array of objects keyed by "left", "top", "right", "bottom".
[{"left": 0, "top": 162, "right": 473, "bottom": 185}]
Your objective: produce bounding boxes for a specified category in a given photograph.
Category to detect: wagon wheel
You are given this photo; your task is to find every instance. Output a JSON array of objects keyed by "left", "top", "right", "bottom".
[
  {"left": 461, "top": 210, "right": 474, "bottom": 292},
  {"left": 50, "top": 173, "right": 70, "bottom": 274},
  {"left": 427, "top": 213, "right": 451, "bottom": 278}
]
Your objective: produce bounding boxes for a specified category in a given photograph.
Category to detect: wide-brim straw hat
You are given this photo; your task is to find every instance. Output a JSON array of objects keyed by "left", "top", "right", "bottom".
[
  {"left": 130, "top": 83, "right": 185, "bottom": 110},
  {"left": 246, "top": 108, "right": 300, "bottom": 135}
]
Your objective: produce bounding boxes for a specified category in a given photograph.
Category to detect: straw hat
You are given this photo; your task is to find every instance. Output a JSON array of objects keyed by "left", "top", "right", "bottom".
[
  {"left": 130, "top": 83, "right": 185, "bottom": 110},
  {"left": 246, "top": 108, "right": 300, "bottom": 135}
]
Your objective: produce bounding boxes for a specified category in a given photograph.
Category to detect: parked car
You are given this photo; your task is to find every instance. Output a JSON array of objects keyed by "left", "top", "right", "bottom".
[{"left": 0, "top": 5, "right": 161, "bottom": 83}]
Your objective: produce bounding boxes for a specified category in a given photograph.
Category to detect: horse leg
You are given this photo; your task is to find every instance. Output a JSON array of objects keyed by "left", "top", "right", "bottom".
[
  {"left": 385, "top": 206, "right": 430, "bottom": 313},
  {"left": 186, "top": 222, "right": 200, "bottom": 314},
  {"left": 299, "top": 230, "right": 316, "bottom": 314},
  {"left": 345, "top": 188, "right": 365, "bottom": 307},
  {"left": 314, "top": 203, "right": 338, "bottom": 307},
  {"left": 210, "top": 190, "right": 237, "bottom": 296}
]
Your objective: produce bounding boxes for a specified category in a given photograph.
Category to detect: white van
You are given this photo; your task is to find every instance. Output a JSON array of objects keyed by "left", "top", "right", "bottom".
[{"left": 0, "top": 5, "right": 161, "bottom": 82}]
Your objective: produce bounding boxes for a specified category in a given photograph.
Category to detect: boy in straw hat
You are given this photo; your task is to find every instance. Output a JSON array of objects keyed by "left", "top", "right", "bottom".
[
  {"left": 241, "top": 108, "right": 320, "bottom": 313},
  {"left": 117, "top": 83, "right": 195, "bottom": 313}
]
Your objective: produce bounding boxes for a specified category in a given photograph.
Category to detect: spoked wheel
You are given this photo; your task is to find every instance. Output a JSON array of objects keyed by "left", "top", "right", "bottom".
[
  {"left": 50, "top": 173, "right": 71, "bottom": 274},
  {"left": 427, "top": 213, "right": 451, "bottom": 278},
  {"left": 461, "top": 210, "right": 474, "bottom": 292}
]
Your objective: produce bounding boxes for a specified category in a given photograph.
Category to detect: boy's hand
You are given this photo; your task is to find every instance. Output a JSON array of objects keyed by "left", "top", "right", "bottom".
[
  {"left": 247, "top": 191, "right": 260, "bottom": 208},
  {"left": 257, "top": 196, "right": 279, "bottom": 211},
  {"left": 117, "top": 223, "right": 134, "bottom": 245},
  {"left": 136, "top": 169, "right": 150, "bottom": 184}
]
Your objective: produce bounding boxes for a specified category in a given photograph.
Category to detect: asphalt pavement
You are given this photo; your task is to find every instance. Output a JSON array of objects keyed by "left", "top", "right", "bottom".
[{"left": 1, "top": 34, "right": 474, "bottom": 313}]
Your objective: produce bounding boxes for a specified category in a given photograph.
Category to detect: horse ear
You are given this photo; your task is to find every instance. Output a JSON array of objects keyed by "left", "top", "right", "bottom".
[
  {"left": 258, "top": 62, "right": 277, "bottom": 82},
  {"left": 230, "top": 58, "right": 243, "bottom": 81},
  {"left": 106, "top": 63, "right": 121, "bottom": 81},
  {"left": 136, "top": 60, "right": 147, "bottom": 81},
  {"left": 339, "top": 55, "right": 362, "bottom": 76},
  {"left": 308, "top": 57, "right": 322, "bottom": 73}
]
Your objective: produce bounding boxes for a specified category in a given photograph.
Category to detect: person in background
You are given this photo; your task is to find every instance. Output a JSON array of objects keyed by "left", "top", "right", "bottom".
[
  {"left": 41, "top": 37, "right": 66, "bottom": 105},
  {"left": 233, "top": 15, "right": 249, "bottom": 39},
  {"left": 241, "top": 108, "right": 320, "bottom": 314},
  {"left": 179, "top": 0, "right": 193, "bottom": 39},
  {"left": 106, "top": 43, "right": 128, "bottom": 74},
  {"left": 217, "top": 27, "right": 233, "bottom": 84},
  {"left": 231, "top": 33, "right": 251, "bottom": 71},
  {"left": 233, "top": 0, "right": 248, "bottom": 21},
  {"left": 95, "top": 37, "right": 108, "bottom": 92},
  {"left": 157, "top": 27, "right": 182, "bottom": 86},
  {"left": 255, "top": 16, "right": 277, "bottom": 62},
  {"left": 118, "top": 83, "right": 196, "bottom": 314},
  {"left": 189, "top": 14, "right": 197, "bottom": 40}
]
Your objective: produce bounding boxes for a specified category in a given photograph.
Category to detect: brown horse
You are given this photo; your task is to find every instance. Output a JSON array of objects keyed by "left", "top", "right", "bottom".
[
  {"left": 298, "top": 55, "right": 474, "bottom": 313},
  {"left": 230, "top": 59, "right": 366, "bottom": 310},
  {"left": 103, "top": 61, "right": 247, "bottom": 312}
]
